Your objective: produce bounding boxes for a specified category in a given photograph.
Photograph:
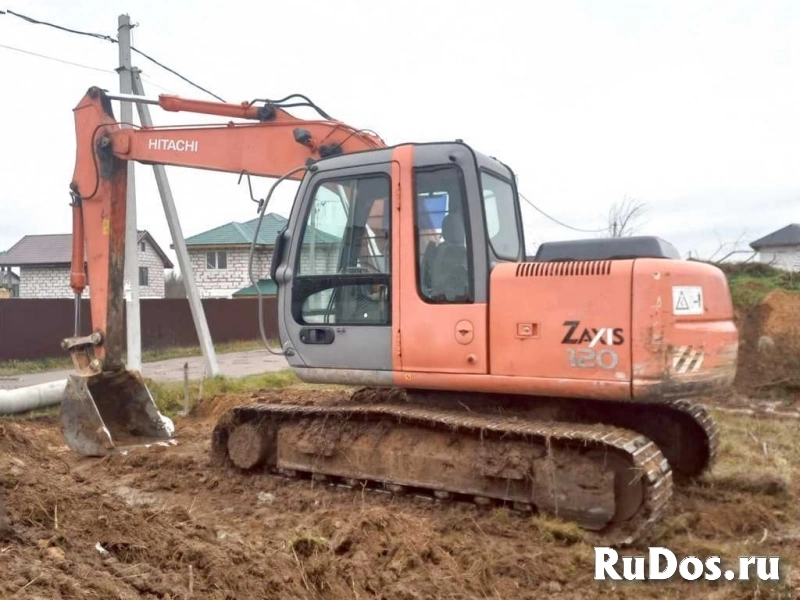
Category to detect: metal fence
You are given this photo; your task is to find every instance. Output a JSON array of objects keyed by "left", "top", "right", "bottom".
[{"left": 0, "top": 298, "right": 278, "bottom": 362}]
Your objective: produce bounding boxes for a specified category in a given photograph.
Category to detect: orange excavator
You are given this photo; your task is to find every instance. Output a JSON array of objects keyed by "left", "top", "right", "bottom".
[{"left": 63, "top": 86, "right": 738, "bottom": 543}]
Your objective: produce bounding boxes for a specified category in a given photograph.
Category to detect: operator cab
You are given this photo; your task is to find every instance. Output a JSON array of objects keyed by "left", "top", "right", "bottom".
[{"left": 273, "top": 141, "right": 526, "bottom": 377}]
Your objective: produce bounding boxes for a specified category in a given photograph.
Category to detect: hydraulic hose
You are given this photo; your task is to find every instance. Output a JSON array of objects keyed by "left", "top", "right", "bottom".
[{"left": 247, "top": 165, "right": 308, "bottom": 356}]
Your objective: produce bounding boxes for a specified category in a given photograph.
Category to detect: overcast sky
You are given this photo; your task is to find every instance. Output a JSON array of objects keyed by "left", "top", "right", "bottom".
[{"left": 1, "top": 0, "right": 798, "bottom": 267}]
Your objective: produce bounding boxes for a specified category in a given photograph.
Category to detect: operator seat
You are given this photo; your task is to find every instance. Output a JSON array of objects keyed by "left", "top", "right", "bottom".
[{"left": 429, "top": 212, "right": 469, "bottom": 301}]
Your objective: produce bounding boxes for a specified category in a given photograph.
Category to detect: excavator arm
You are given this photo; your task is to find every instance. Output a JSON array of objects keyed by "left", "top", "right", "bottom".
[{"left": 62, "top": 86, "right": 385, "bottom": 456}]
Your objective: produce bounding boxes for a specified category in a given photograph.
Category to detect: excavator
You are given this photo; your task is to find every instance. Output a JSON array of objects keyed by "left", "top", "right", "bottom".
[{"left": 62, "top": 85, "right": 738, "bottom": 543}]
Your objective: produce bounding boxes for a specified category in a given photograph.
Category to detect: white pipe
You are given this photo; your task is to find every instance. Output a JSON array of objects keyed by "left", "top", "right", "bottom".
[{"left": 0, "top": 380, "right": 67, "bottom": 414}]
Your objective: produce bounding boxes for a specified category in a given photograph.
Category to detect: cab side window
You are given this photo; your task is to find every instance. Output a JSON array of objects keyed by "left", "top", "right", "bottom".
[
  {"left": 293, "top": 174, "right": 391, "bottom": 325},
  {"left": 415, "top": 166, "right": 473, "bottom": 303}
]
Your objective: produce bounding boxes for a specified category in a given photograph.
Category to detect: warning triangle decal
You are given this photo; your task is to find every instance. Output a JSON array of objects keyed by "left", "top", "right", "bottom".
[{"left": 676, "top": 292, "right": 690, "bottom": 311}]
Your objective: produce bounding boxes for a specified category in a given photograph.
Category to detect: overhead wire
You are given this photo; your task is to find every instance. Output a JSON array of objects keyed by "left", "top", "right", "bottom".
[
  {"left": 0, "top": 42, "right": 115, "bottom": 74},
  {"left": 2, "top": 9, "right": 224, "bottom": 101},
  {"left": 4, "top": 9, "right": 115, "bottom": 42},
  {"left": 0, "top": 43, "right": 178, "bottom": 93},
  {"left": 3, "top": 12, "right": 603, "bottom": 239},
  {"left": 128, "top": 45, "right": 224, "bottom": 101},
  {"left": 1, "top": 11, "right": 351, "bottom": 117},
  {"left": 518, "top": 192, "right": 607, "bottom": 234}
]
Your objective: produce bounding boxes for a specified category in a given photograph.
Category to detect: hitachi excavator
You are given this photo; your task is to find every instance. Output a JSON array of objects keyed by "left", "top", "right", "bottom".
[{"left": 62, "top": 86, "right": 737, "bottom": 543}]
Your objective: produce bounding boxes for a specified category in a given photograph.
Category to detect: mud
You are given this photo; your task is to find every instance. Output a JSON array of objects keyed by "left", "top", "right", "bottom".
[{"left": 1, "top": 392, "right": 798, "bottom": 599}]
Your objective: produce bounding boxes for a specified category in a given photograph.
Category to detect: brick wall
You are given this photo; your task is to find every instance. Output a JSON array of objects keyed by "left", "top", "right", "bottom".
[
  {"left": 189, "top": 244, "right": 339, "bottom": 298},
  {"left": 189, "top": 247, "right": 263, "bottom": 298},
  {"left": 19, "top": 241, "right": 168, "bottom": 299},
  {"left": 19, "top": 266, "right": 79, "bottom": 299},
  {"left": 126, "top": 239, "right": 167, "bottom": 298}
]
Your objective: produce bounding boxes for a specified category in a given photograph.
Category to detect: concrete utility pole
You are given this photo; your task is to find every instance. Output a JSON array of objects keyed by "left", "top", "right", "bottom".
[
  {"left": 130, "top": 69, "right": 220, "bottom": 377},
  {"left": 117, "top": 14, "right": 142, "bottom": 371}
]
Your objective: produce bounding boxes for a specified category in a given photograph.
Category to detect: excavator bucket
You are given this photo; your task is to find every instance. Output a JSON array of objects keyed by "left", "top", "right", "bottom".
[{"left": 61, "top": 369, "right": 174, "bottom": 457}]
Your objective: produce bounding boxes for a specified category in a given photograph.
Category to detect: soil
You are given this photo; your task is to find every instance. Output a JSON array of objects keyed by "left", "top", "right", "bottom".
[
  {"left": 734, "top": 289, "right": 800, "bottom": 396},
  {"left": 1, "top": 391, "right": 798, "bottom": 600},
  {"left": 759, "top": 290, "right": 800, "bottom": 340}
]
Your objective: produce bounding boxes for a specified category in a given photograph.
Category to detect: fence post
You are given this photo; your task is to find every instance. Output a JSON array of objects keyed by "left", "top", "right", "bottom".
[{"left": 181, "top": 361, "right": 189, "bottom": 416}]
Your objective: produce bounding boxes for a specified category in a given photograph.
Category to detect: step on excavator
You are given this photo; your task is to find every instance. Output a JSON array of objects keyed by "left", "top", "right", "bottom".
[{"left": 62, "top": 86, "right": 738, "bottom": 543}]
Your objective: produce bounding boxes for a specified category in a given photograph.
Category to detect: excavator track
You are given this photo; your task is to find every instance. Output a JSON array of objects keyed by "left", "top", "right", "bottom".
[
  {"left": 394, "top": 391, "right": 721, "bottom": 479},
  {"left": 212, "top": 394, "right": 674, "bottom": 545}
]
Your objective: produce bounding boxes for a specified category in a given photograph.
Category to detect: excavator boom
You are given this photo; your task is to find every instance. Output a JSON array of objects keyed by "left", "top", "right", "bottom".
[{"left": 63, "top": 86, "right": 384, "bottom": 455}]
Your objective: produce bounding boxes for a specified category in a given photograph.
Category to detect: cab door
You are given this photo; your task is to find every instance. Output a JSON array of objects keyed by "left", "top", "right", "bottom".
[
  {"left": 275, "top": 154, "right": 396, "bottom": 376},
  {"left": 395, "top": 144, "right": 489, "bottom": 375}
]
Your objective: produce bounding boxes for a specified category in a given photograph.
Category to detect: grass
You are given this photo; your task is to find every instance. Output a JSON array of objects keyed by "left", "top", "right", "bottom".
[
  {"left": 707, "top": 408, "right": 798, "bottom": 487},
  {"left": 147, "top": 368, "right": 299, "bottom": 415},
  {"left": 715, "top": 262, "right": 800, "bottom": 310},
  {"left": 0, "top": 369, "right": 300, "bottom": 421},
  {"left": 529, "top": 515, "right": 587, "bottom": 545},
  {"left": 729, "top": 274, "right": 800, "bottom": 310},
  {"left": 0, "top": 339, "right": 267, "bottom": 377}
]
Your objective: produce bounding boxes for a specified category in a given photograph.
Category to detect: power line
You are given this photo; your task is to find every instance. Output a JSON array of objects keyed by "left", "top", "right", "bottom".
[
  {"left": 3, "top": 9, "right": 225, "bottom": 101},
  {"left": 519, "top": 192, "right": 607, "bottom": 234},
  {"left": 0, "top": 43, "right": 115, "bottom": 74},
  {"left": 4, "top": 9, "right": 115, "bottom": 42},
  {"left": 0, "top": 43, "right": 178, "bottom": 94},
  {"left": 128, "top": 45, "right": 223, "bottom": 101}
]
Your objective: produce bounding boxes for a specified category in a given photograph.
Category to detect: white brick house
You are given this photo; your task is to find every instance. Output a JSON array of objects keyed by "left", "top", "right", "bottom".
[
  {"left": 750, "top": 224, "right": 800, "bottom": 272},
  {"left": 0, "top": 231, "right": 173, "bottom": 299},
  {"left": 182, "top": 214, "right": 339, "bottom": 298},
  {"left": 0, "top": 260, "right": 20, "bottom": 298}
]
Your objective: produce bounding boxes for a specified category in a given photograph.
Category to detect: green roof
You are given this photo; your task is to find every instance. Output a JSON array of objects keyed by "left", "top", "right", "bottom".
[
  {"left": 232, "top": 279, "right": 278, "bottom": 297},
  {"left": 184, "top": 213, "right": 339, "bottom": 247}
]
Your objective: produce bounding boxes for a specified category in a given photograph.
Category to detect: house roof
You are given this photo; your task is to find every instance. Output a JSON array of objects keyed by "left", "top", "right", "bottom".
[
  {"left": 0, "top": 231, "right": 174, "bottom": 268},
  {"left": 750, "top": 224, "right": 800, "bottom": 250},
  {"left": 232, "top": 278, "right": 278, "bottom": 297},
  {"left": 182, "top": 213, "right": 340, "bottom": 247}
]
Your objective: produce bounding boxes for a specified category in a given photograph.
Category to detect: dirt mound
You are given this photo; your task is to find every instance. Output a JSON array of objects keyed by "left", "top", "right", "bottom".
[
  {"left": 190, "top": 392, "right": 259, "bottom": 421},
  {"left": 760, "top": 289, "right": 800, "bottom": 339},
  {"left": 733, "top": 289, "right": 800, "bottom": 397},
  {"left": 191, "top": 386, "right": 355, "bottom": 423},
  {"left": 1, "top": 398, "right": 798, "bottom": 599}
]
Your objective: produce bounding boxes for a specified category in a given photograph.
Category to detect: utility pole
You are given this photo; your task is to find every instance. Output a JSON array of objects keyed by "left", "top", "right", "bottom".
[
  {"left": 130, "top": 69, "right": 220, "bottom": 377},
  {"left": 117, "top": 14, "right": 142, "bottom": 371}
]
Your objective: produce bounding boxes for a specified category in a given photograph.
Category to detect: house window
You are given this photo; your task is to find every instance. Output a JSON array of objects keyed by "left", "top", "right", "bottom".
[
  {"left": 207, "top": 250, "right": 227, "bottom": 269},
  {"left": 140, "top": 241, "right": 146, "bottom": 252},
  {"left": 139, "top": 267, "right": 149, "bottom": 286}
]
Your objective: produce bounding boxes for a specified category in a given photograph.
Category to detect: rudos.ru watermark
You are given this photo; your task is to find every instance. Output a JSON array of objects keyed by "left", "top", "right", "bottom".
[{"left": 595, "top": 547, "right": 781, "bottom": 581}]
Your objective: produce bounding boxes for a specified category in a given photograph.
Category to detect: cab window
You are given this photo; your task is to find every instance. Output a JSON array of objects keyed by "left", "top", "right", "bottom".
[
  {"left": 480, "top": 171, "right": 520, "bottom": 260},
  {"left": 293, "top": 174, "right": 391, "bottom": 325},
  {"left": 414, "top": 166, "right": 473, "bottom": 303}
]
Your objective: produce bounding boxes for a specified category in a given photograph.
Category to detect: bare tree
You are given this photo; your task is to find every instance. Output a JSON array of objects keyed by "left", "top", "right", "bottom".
[
  {"left": 607, "top": 196, "right": 648, "bottom": 237},
  {"left": 704, "top": 230, "right": 756, "bottom": 264},
  {"left": 164, "top": 271, "right": 187, "bottom": 298}
]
